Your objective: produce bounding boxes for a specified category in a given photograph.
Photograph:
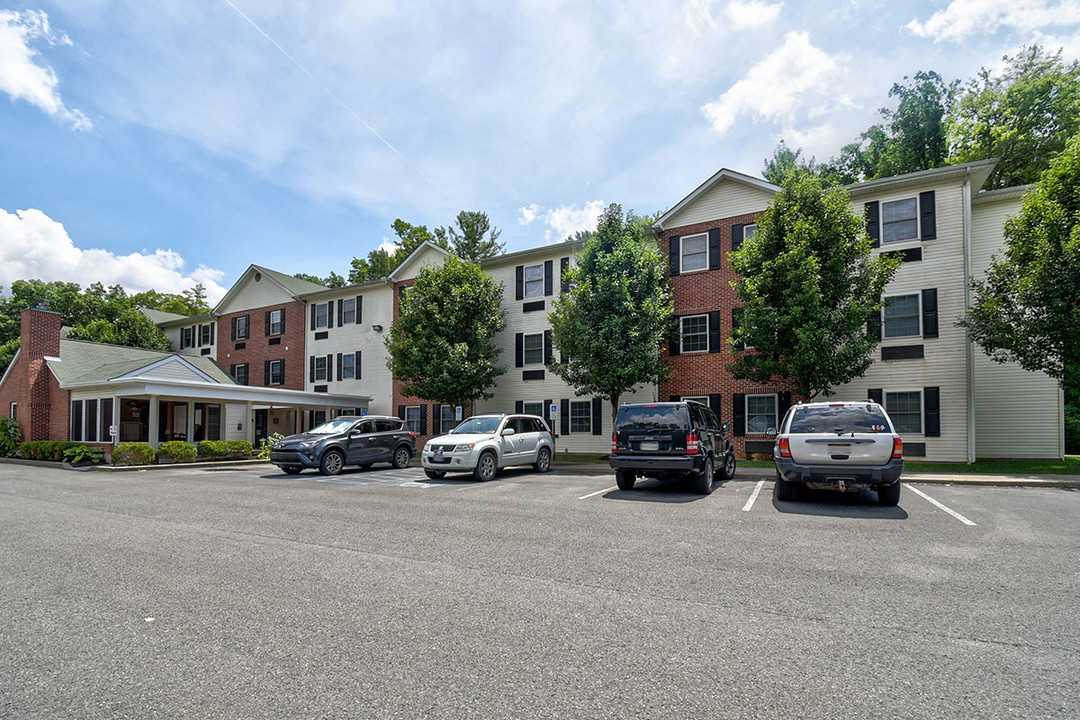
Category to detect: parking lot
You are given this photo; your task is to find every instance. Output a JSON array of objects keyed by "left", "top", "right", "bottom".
[{"left": 1, "top": 461, "right": 1076, "bottom": 719}]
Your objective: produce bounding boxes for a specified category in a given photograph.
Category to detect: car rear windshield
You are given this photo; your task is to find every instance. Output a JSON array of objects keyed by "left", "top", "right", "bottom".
[
  {"left": 615, "top": 405, "right": 688, "bottom": 431},
  {"left": 788, "top": 405, "right": 891, "bottom": 434}
]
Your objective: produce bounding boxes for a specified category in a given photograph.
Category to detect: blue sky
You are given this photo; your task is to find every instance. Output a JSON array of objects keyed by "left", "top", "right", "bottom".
[{"left": 2, "top": 1, "right": 1079, "bottom": 304}]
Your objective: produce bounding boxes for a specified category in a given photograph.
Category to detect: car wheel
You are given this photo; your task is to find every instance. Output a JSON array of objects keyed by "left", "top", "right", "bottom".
[
  {"left": 319, "top": 450, "right": 345, "bottom": 476},
  {"left": 877, "top": 482, "right": 901, "bottom": 506},
  {"left": 282, "top": 466, "right": 302, "bottom": 475},
  {"left": 615, "top": 469, "right": 636, "bottom": 490},
  {"left": 718, "top": 451, "right": 737, "bottom": 481},
  {"left": 775, "top": 470, "right": 796, "bottom": 501},
  {"left": 694, "top": 456, "right": 714, "bottom": 495},
  {"left": 473, "top": 451, "right": 498, "bottom": 482},
  {"left": 392, "top": 446, "right": 411, "bottom": 469},
  {"left": 424, "top": 469, "right": 446, "bottom": 479},
  {"left": 533, "top": 447, "right": 551, "bottom": 473}
]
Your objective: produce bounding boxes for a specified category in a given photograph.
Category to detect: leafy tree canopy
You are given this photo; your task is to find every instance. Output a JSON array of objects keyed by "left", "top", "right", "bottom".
[
  {"left": 962, "top": 132, "right": 1080, "bottom": 393},
  {"left": 729, "top": 170, "right": 900, "bottom": 399},
  {"left": 438, "top": 210, "right": 505, "bottom": 263},
  {"left": 293, "top": 271, "right": 346, "bottom": 288},
  {"left": 384, "top": 254, "right": 506, "bottom": 407},
  {"left": 548, "top": 203, "right": 673, "bottom": 421}
]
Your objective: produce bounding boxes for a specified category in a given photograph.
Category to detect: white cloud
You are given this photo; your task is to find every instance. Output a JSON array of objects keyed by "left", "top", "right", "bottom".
[
  {"left": 701, "top": 31, "right": 845, "bottom": 136},
  {"left": 906, "top": 0, "right": 1080, "bottom": 43},
  {"left": 0, "top": 10, "right": 90, "bottom": 130},
  {"left": 725, "top": 0, "right": 784, "bottom": 30},
  {"left": 518, "top": 201, "right": 605, "bottom": 242},
  {"left": 0, "top": 207, "right": 228, "bottom": 303}
]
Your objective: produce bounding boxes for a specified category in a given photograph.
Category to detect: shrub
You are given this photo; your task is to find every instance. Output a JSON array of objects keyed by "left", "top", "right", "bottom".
[
  {"left": 0, "top": 417, "right": 21, "bottom": 458},
  {"left": 157, "top": 441, "right": 197, "bottom": 464},
  {"left": 197, "top": 440, "right": 229, "bottom": 458},
  {"left": 257, "top": 433, "right": 285, "bottom": 460},
  {"left": 112, "top": 442, "right": 156, "bottom": 466},
  {"left": 19, "top": 440, "right": 83, "bottom": 461},
  {"left": 225, "top": 439, "right": 254, "bottom": 459},
  {"left": 63, "top": 445, "right": 105, "bottom": 465}
]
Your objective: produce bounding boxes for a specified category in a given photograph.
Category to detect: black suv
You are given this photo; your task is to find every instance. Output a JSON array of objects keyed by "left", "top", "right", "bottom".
[
  {"left": 608, "top": 401, "right": 736, "bottom": 494},
  {"left": 270, "top": 415, "right": 416, "bottom": 476}
]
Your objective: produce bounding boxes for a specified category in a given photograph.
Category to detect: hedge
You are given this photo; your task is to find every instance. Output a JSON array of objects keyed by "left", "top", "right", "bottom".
[
  {"left": 112, "top": 442, "right": 156, "bottom": 466},
  {"left": 19, "top": 441, "right": 84, "bottom": 462},
  {"left": 197, "top": 440, "right": 229, "bottom": 458},
  {"left": 225, "top": 440, "right": 254, "bottom": 459},
  {"left": 156, "top": 441, "right": 197, "bottom": 463}
]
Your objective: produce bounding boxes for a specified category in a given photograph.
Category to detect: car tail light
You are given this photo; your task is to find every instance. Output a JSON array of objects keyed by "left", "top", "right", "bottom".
[
  {"left": 778, "top": 437, "right": 791, "bottom": 458},
  {"left": 611, "top": 433, "right": 618, "bottom": 454},
  {"left": 686, "top": 433, "right": 700, "bottom": 454},
  {"left": 892, "top": 436, "right": 903, "bottom": 459}
]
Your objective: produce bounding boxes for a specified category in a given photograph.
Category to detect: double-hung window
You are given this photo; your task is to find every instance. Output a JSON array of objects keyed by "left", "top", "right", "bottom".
[
  {"left": 743, "top": 225, "right": 757, "bottom": 243},
  {"left": 405, "top": 406, "right": 422, "bottom": 434},
  {"left": 440, "top": 405, "right": 458, "bottom": 432},
  {"left": 314, "top": 303, "right": 328, "bottom": 329},
  {"left": 523, "top": 333, "right": 544, "bottom": 365},
  {"left": 269, "top": 310, "right": 284, "bottom": 336},
  {"left": 340, "top": 298, "right": 356, "bottom": 325},
  {"left": 680, "top": 233, "right": 708, "bottom": 272},
  {"left": 570, "top": 401, "right": 591, "bottom": 433},
  {"left": 199, "top": 323, "right": 214, "bottom": 346},
  {"left": 232, "top": 363, "right": 249, "bottom": 386},
  {"left": 313, "top": 356, "right": 328, "bottom": 382},
  {"left": 235, "top": 315, "right": 249, "bottom": 340},
  {"left": 340, "top": 353, "right": 356, "bottom": 380},
  {"left": 882, "top": 198, "right": 918, "bottom": 243},
  {"left": 747, "top": 394, "right": 777, "bottom": 434},
  {"left": 181, "top": 327, "right": 194, "bottom": 348},
  {"left": 884, "top": 294, "right": 920, "bottom": 338},
  {"left": 524, "top": 263, "right": 544, "bottom": 297},
  {"left": 886, "top": 391, "right": 923, "bottom": 434},
  {"left": 269, "top": 359, "right": 285, "bottom": 385},
  {"left": 522, "top": 401, "right": 544, "bottom": 417},
  {"left": 681, "top": 315, "right": 709, "bottom": 353}
]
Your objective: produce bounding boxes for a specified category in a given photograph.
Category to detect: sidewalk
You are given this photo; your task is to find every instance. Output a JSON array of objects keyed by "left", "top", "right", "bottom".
[{"left": 550, "top": 461, "right": 1080, "bottom": 488}]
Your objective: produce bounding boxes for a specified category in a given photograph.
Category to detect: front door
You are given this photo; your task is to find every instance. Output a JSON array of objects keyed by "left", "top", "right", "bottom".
[{"left": 254, "top": 409, "right": 268, "bottom": 445}]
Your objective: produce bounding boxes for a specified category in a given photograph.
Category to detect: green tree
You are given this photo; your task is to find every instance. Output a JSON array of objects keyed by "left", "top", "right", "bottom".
[
  {"left": 67, "top": 308, "right": 172, "bottom": 351},
  {"left": 949, "top": 45, "right": 1080, "bottom": 189},
  {"left": 962, "top": 133, "right": 1080, "bottom": 393},
  {"left": 729, "top": 171, "right": 900, "bottom": 399},
  {"left": 385, "top": 255, "right": 506, "bottom": 407},
  {"left": 763, "top": 139, "right": 820, "bottom": 184},
  {"left": 292, "top": 272, "right": 346, "bottom": 288},
  {"left": 440, "top": 210, "right": 504, "bottom": 263},
  {"left": 547, "top": 203, "right": 674, "bottom": 422}
]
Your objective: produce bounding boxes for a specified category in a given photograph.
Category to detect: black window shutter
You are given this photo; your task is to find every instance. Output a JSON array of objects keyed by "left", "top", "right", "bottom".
[
  {"left": 197, "top": 325, "right": 203, "bottom": 347},
  {"left": 398, "top": 404, "right": 406, "bottom": 420},
  {"left": 515, "top": 333, "right": 524, "bottom": 368},
  {"left": 311, "top": 303, "right": 316, "bottom": 329},
  {"left": 356, "top": 295, "right": 363, "bottom": 324},
  {"left": 922, "top": 289, "right": 938, "bottom": 338},
  {"left": 515, "top": 401, "right": 524, "bottom": 414},
  {"left": 544, "top": 330, "right": 553, "bottom": 365},
  {"left": 326, "top": 354, "right": 333, "bottom": 381},
  {"left": 708, "top": 229, "right": 722, "bottom": 270},
  {"left": 336, "top": 353, "right": 343, "bottom": 381},
  {"left": 515, "top": 265, "right": 524, "bottom": 300},
  {"left": 231, "top": 317, "right": 237, "bottom": 341},
  {"left": 778, "top": 392, "right": 792, "bottom": 425},
  {"left": 209, "top": 322, "right": 214, "bottom": 345},
  {"left": 280, "top": 359, "right": 285, "bottom": 385},
  {"left": 561, "top": 399, "right": 570, "bottom": 435},
  {"left": 355, "top": 351, "right": 362, "bottom": 379},
  {"left": 591, "top": 397, "right": 603, "bottom": 435},
  {"left": 242, "top": 314, "right": 250, "bottom": 339},
  {"left": 544, "top": 259, "right": 553, "bottom": 296},
  {"left": 280, "top": 308, "right": 285, "bottom": 334},
  {"left": 265, "top": 311, "right": 270, "bottom": 336},
  {"left": 731, "top": 223, "right": 745, "bottom": 252},
  {"left": 670, "top": 316, "right": 681, "bottom": 356},
  {"left": 732, "top": 394, "right": 746, "bottom": 437},
  {"left": 732, "top": 309, "right": 744, "bottom": 351},
  {"left": 919, "top": 191, "right": 936, "bottom": 240},
  {"left": 309, "top": 356, "right": 316, "bottom": 383},
  {"left": 231, "top": 363, "right": 236, "bottom": 376},
  {"left": 708, "top": 311, "right": 721, "bottom": 353},
  {"left": 419, "top": 405, "right": 427, "bottom": 435},
  {"left": 869, "top": 309, "right": 883, "bottom": 341},
  {"left": 543, "top": 399, "right": 552, "bottom": 426},
  {"left": 337, "top": 299, "right": 343, "bottom": 326},
  {"left": 868, "top": 388, "right": 883, "bottom": 405},
  {"left": 924, "top": 387, "right": 941, "bottom": 437},
  {"left": 433, "top": 405, "right": 441, "bottom": 435},
  {"left": 264, "top": 360, "right": 271, "bottom": 386},
  {"left": 669, "top": 236, "right": 680, "bottom": 276},
  {"left": 329, "top": 300, "right": 335, "bottom": 328},
  {"left": 866, "top": 202, "right": 880, "bottom": 248},
  {"left": 709, "top": 394, "right": 722, "bottom": 423},
  {"left": 560, "top": 257, "right": 570, "bottom": 292}
]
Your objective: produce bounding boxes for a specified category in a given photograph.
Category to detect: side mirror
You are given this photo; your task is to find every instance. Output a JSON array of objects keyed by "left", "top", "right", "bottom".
[
  {"left": 766, "top": 427, "right": 777, "bottom": 437},
  {"left": 722, "top": 422, "right": 731, "bottom": 433},
  {"left": 501, "top": 428, "right": 516, "bottom": 437}
]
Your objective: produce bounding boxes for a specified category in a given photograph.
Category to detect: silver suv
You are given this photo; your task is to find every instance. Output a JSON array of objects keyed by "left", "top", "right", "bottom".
[
  {"left": 772, "top": 401, "right": 904, "bottom": 505},
  {"left": 421, "top": 413, "right": 554, "bottom": 482}
]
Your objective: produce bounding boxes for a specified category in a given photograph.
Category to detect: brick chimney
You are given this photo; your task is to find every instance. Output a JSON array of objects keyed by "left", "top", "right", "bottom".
[
  {"left": 21, "top": 308, "right": 62, "bottom": 361},
  {"left": 22, "top": 308, "right": 63, "bottom": 441}
]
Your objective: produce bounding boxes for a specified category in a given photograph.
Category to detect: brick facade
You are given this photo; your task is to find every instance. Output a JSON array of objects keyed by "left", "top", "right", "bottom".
[
  {"left": 0, "top": 309, "right": 69, "bottom": 442},
  {"left": 216, "top": 301, "right": 307, "bottom": 391}
]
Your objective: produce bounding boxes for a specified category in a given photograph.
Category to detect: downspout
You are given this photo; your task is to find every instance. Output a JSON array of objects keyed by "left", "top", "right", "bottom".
[{"left": 962, "top": 168, "right": 976, "bottom": 464}]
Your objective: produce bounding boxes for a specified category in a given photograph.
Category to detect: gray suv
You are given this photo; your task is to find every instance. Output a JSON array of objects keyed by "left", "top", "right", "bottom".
[
  {"left": 608, "top": 401, "right": 736, "bottom": 495},
  {"left": 421, "top": 413, "right": 554, "bottom": 482},
  {"left": 772, "top": 401, "right": 904, "bottom": 505},
  {"left": 270, "top": 415, "right": 416, "bottom": 476}
]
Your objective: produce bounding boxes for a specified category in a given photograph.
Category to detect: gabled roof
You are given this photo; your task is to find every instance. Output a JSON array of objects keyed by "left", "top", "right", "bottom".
[
  {"left": 845, "top": 158, "right": 998, "bottom": 198},
  {"left": 653, "top": 168, "right": 779, "bottom": 231},
  {"left": 46, "top": 338, "right": 235, "bottom": 387},
  {"left": 481, "top": 239, "right": 585, "bottom": 268},
  {"left": 389, "top": 241, "right": 452, "bottom": 282},
  {"left": 139, "top": 307, "right": 190, "bottom": 325},
  {"left": 212, "top": 264, "right": 327, "bottom": 315}
]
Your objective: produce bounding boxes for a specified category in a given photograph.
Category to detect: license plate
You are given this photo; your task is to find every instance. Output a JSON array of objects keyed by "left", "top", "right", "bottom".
[{"left": 640, "top": 440, "right": 659, "bottom": 451}]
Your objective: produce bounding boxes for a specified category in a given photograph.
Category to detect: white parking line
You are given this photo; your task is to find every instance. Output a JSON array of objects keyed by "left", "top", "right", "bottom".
[
  {"left": 904, "top": 484, "right": 977, "bottom": 526},
  {"left": 578, "top": 486, "right": 616, "bottom": 500},
  {"left": 742, "top": 480, "right": 765, "bottom": 511}
]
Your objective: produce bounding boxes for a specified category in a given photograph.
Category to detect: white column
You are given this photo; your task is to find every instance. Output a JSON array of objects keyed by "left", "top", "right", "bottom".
[{"left": 148, "top": 396, "right": 160, "bottom": 447}]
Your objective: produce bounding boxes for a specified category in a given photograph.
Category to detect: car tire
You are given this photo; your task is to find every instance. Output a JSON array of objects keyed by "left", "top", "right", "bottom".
[
  {"left": 473, "top": 451, "right": 498, "bottom": 482},
  {"left": 533, "top": 447, "right": 551, "bottom": 473},
  {"left": 392, "top": 446, "right": 411, "bottom": 469},
  {"left": 775, "top": 470, "right": 796, "bottom": 501},
  {"left": 718, "top": 451, "right": 737, "bottom": 481},
  {"left": 281, "top": 466, "right": 302, "bottom": 475},
  {"left": 319, "top": 450, "right": 345, "bottom": 476},
  {"left": 877, "top": 482, "right": 901, "bottom": 506},
  {"left": 694, "top": 456, "right": 714, "bottom": 495},
  {"left": 615, "top": 469, "right": 636, "bottom": 491},
  {"left": 424, "top": 469, "right": 446, "bottom": 479}
]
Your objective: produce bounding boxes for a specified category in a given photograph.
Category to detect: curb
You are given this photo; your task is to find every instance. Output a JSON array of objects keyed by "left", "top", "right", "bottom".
[{"left": 0, "top": 457, "right": 271, "bottom": 473}]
